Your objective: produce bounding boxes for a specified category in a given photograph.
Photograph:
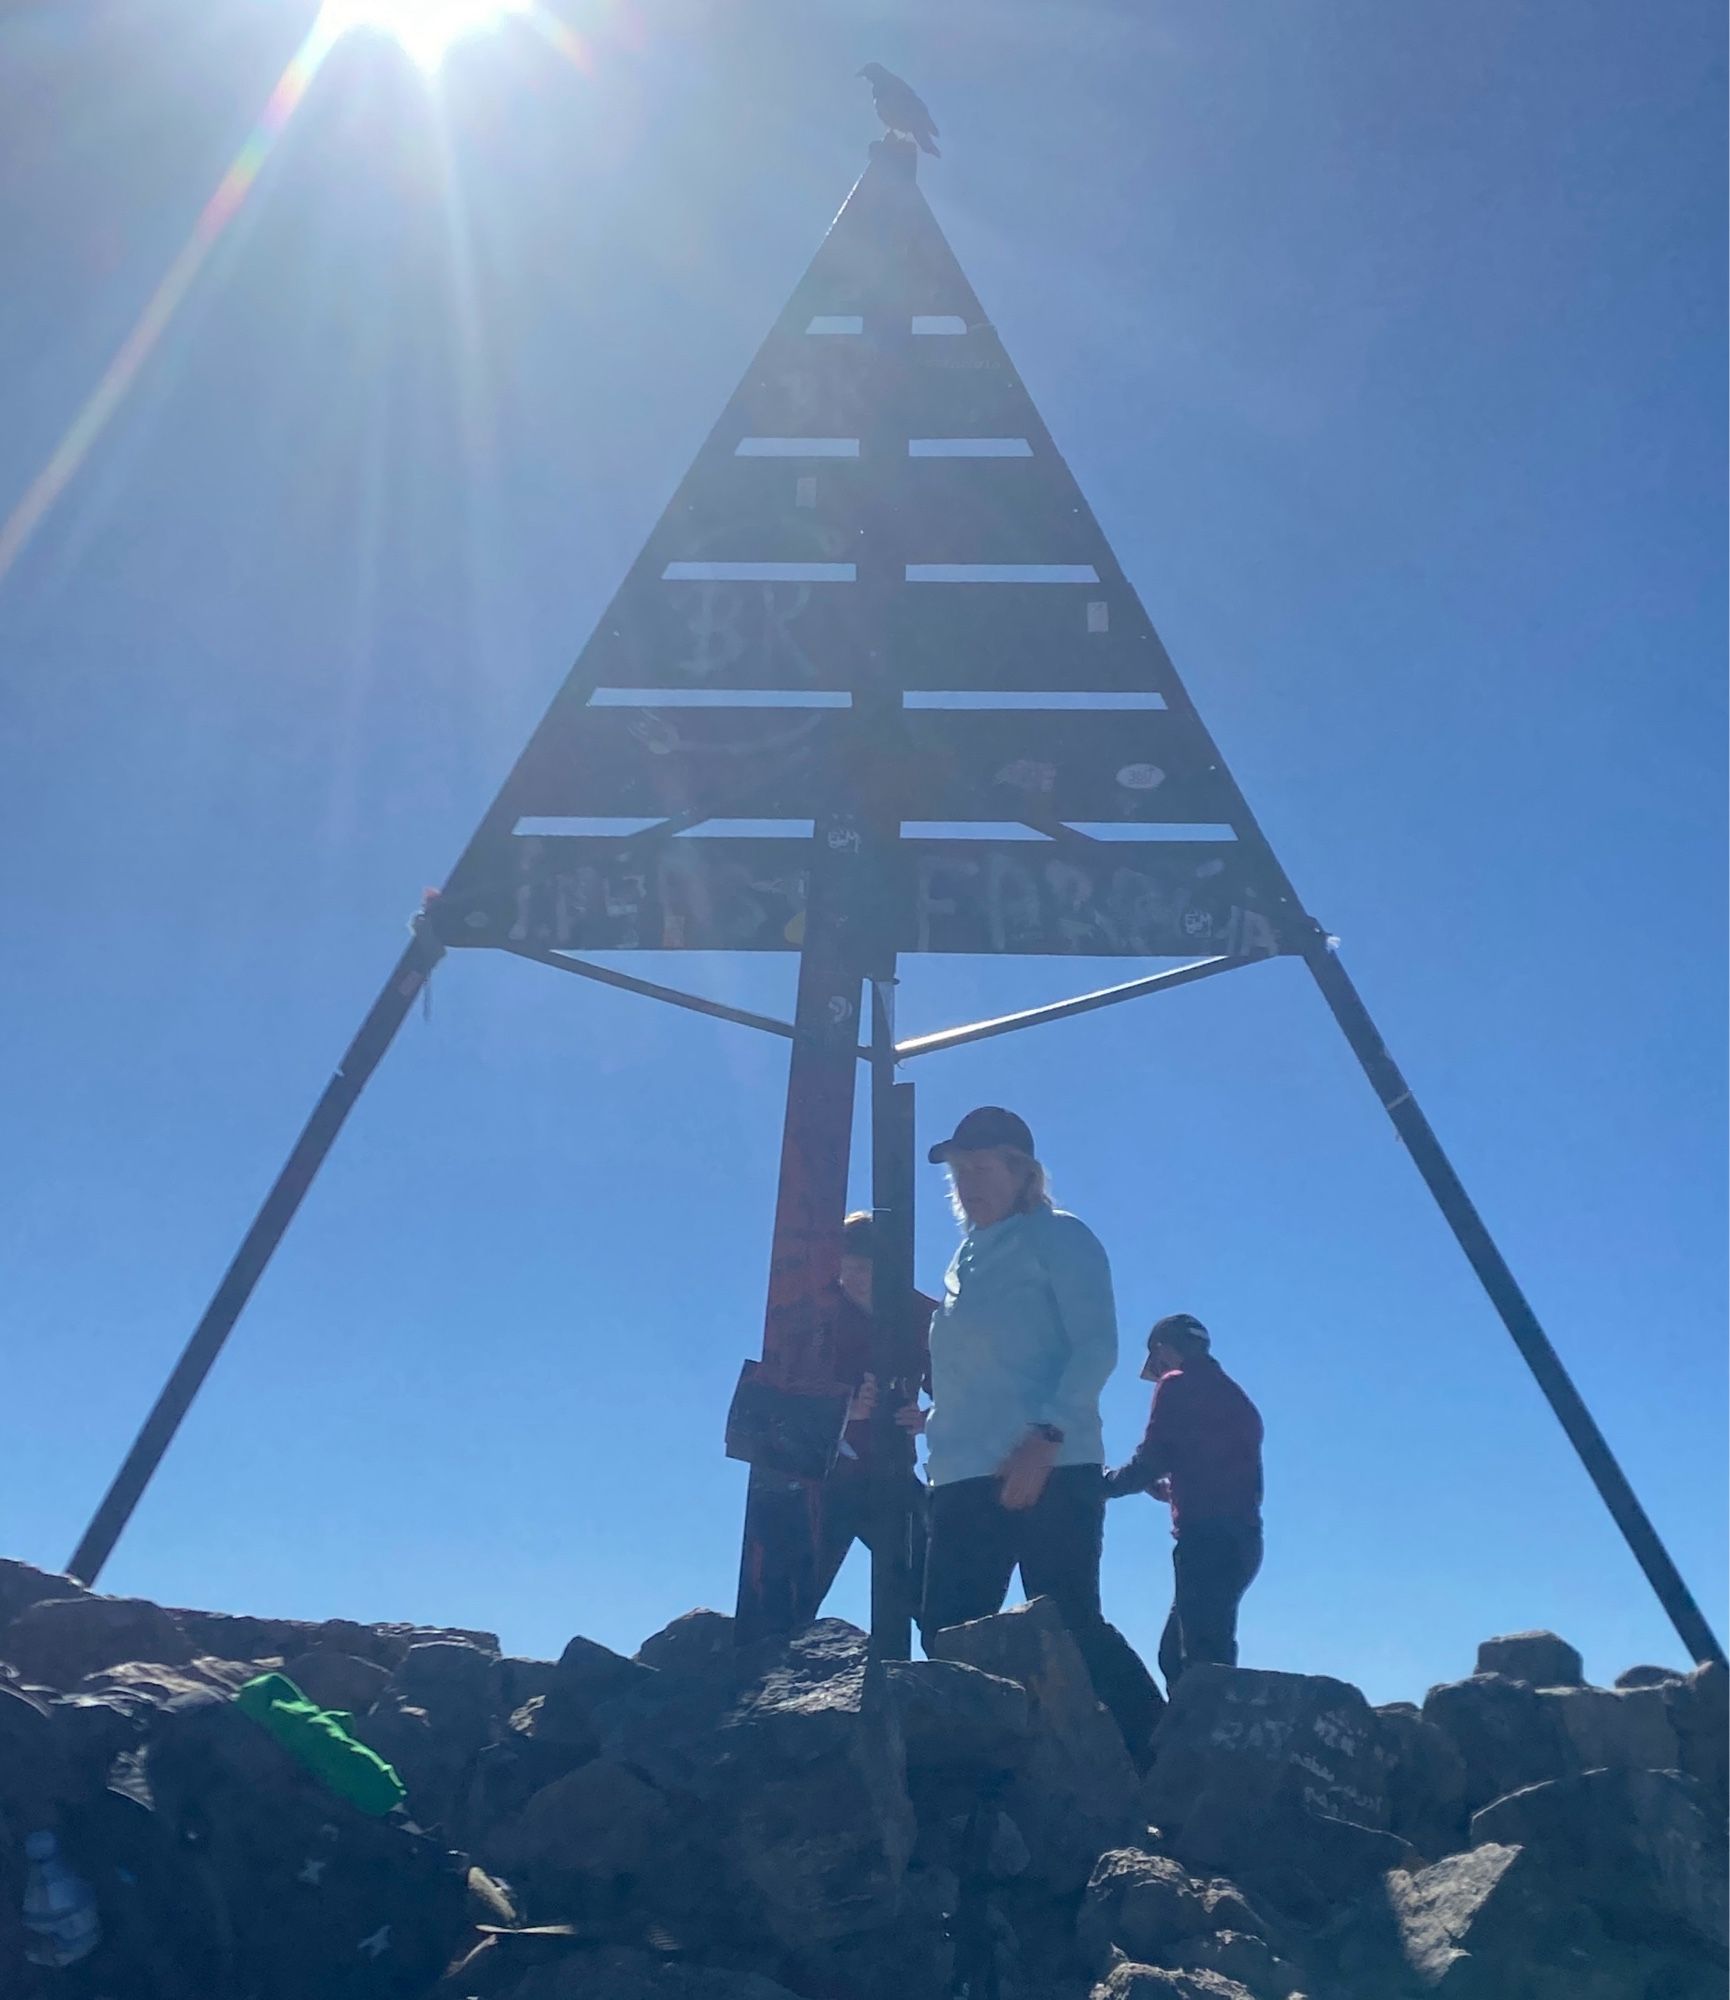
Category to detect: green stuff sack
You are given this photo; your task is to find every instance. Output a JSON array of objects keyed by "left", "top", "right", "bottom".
[{"left": 235, "top": 1673, "right": 407, "bottom": 1818}]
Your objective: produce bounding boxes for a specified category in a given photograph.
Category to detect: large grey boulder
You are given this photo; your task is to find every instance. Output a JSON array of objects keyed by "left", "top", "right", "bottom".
[
  {"left": 1474, "top": 1631, "right": 1583, "bottom": 1686},
  {"left": 1145, "top": 1667, "right": 1409, "bottom": 1917},
  {"left": 935, "top": 1598, "right": 1139, "bottom": 1891},
  {"left": 356, "top": 1694, "right": 457, "bottom": 1827},
  {"left": 395, "top": 1637, "right": 499, "bottom": 1710},
  {"left": 1534, "top": 1682, "right": 1679, "bottom": 1775},
  {"left": 1146, "top": 1665, "right": 1391, "bottom": 1847},
  {"left": 588, "top": 1618, "right": 855, "bottom": 1795},
  {"left": 486, "top": 1634, "right": 656, "bottom": 1791},
  {"left": 593, "top": 1664, "right": 741, "bottom": 1798},
  {"left": 0, "top": 1560, "right": 90, "bottom": 1631},
  {"left": 1266, "top": 1811, "right": 1417, "bottom": 1916},
  {"left": 352, "top": 1642, "right": 498, "bottom": 1824},
  {"left": 1079, "top": 1850, "right": 1270, "bottom": 1970},
  {"left": 1471, "top": 1765, "right": 1728, "bottom": 1954},
  {"left": 1090, "top": 1965, "right": 1259, "bottom": 2000},
  {"left": 1376, "top": 1701, "right": 1471, "bottom": 1860},
  {"left": 1380, "top": 1845, "right": 1535, "bottom": 1989},
  {"left": 489, "top": 1757, "right": 672, "bottom": 1886},
  {"left": 881, "top": 1656, "right": 1031, "bottom": 1773},
  {"left": 594, "top": 1621, "right": 914, "bottom": 1948},
  {"left": 166, "top": 1608, "right": 497, "bottom": 1666},
  {"left": 74, "top": 1656, "right": 255, "bottom": 1714},
  {"left": 556, "top": 1633, "right": 658, "bottom": 1707},
  {"left": 1671, "top": 1659, "right": 1728, "bottom": 1807},
  {"left": 1420, "top": 1674, "right": 1568, "bottom": 1814},
  {"left": 721, "top": 1636, "right": 916, "bottom": 1946},
  {"left": 498, "top": 1656, "right": 559, "bottom": 1711},
  {"left": 1615, "top": 1664, "right": 1684, "bottom": 1690},
  {"left": 740, "top": 1617, "right": 869, "bottom": 1694},
  {"left": 280, "top": 1646, "right": 391, "bottom": 1715},
  {"left": 1168, "top": 1929, "right": 1306, "bottom": 2000},
  {"left": 372, "top": 1619, "right": 501, "bottom": 1661},
  {"left": 169, "top": 1608, "right": 325, "bottom": 1661},
  {"left": 1, "top": 1594, "right": 191, "bottom": 1685},
  {"left": 1328, "top": 1842, "right": 1614, "bottom": 1998},
  {"left": 635, "top": 1609, "right": 734, "bottom": 1678},
  {"left": 531, "top": 1634, "right": 657, "bottom": 1758},
  {"left": 465, "top": 1713, "right": 594, "bottom": 1854}
]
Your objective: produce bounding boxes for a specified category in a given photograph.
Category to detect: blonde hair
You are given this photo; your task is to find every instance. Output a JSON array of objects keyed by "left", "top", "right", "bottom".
[{"left": 948, "top": 1147, "right": 1054, "bottom": 1229}]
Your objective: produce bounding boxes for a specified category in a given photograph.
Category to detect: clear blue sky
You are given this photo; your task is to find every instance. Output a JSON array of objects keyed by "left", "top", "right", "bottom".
[{"left": 1, "top": 0, "right": 1722, "bottom": 1705}]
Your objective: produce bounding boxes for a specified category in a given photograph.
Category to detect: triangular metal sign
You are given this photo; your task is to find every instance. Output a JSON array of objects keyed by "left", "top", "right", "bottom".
[{"left": 432, "top": 140, "right": 1295, "bottom": 965}]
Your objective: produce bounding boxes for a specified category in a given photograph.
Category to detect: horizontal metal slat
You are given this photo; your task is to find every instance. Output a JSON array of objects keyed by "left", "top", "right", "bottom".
[
  {"left": 439, "top": 835, "right": 1287, "bottom": 959},
  {"left": 502, "top": 706, "right": 1236, "bottom": 825},
  {"left": 729, "top": 344, "right": 1036, "bottom": 444},
  {"left": 572, "top": 576, "right": 1177, "bottom": 694},
  {"left": 656, "top": 443, "right": 1102, "bottom": 567}
]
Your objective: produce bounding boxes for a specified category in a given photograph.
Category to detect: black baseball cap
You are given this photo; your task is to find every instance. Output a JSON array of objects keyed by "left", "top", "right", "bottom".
[
  {"left": 1149, "top": 1313, "right": 1210, "bottom": 1352},
  {"left": 928, "top": 1105, "right": 1035, "bottom": 1164},
  {"left": 1142, "top": 1313, "right": 1210, "bottom": 1380}
]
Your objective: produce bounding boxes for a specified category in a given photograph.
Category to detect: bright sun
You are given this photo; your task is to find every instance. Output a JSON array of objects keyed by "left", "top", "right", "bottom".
[{"left": 318, "top": 0, "right": 532, "bottom": 71}]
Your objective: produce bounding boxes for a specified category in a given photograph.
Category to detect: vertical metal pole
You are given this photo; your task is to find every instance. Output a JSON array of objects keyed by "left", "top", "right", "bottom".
[
  {"left": 67, "top": 922, "right": 446, "bottom": 1585},
  {"left": 1305, "top": 940, "right": 1726, "bottom": 1668},
  {"left": 868, "top": 978, "right": 917, "bottom": 1660},
  {"left": 732, "top": 824, "right": 870, "bottom": 1645},
  {"left": 733, "top": 146, "right": 917, "bottom": 1641},
  {"left": 855, "top": 143, "right": 920, "bottom": 1661}
]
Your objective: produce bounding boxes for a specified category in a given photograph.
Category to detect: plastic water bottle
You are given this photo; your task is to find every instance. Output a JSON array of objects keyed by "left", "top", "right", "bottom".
[{"left": 21, "top": 1829, "right": 101, "bottom": 1968}]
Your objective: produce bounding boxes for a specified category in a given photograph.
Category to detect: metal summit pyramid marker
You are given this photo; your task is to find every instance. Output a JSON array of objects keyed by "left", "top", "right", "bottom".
[
  {"left": 67, "top": 138, "right": 1722, "bottom": 1674},
  {"left": 435, "top": 139, "right": 1289, "bottom": 967}
]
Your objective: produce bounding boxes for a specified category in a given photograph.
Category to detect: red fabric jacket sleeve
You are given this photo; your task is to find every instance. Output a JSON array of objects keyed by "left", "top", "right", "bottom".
[{"left": 1103, "top": 1371, "right": 1186, "bottom": 1497}]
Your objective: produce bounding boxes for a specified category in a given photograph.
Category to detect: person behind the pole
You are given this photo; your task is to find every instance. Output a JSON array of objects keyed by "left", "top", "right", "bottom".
[
  {"left": 1104, "top": 1313, "right": 1264, "bottom": 1693},
  {"left": 808, "top": 1211, "right": 936, "bottom": 1613},
  {"left": 913, "top": 1106, "right": 1157, "bottom": 1754}
]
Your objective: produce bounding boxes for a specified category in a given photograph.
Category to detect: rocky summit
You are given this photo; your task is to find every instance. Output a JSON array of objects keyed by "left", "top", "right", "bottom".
[{"left": 0, "top": 1558, "right": 1724, "bottom": 1998}]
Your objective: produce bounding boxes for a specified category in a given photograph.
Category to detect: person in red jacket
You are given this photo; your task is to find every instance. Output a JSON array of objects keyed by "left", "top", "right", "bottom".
[
  {"left": 1105, "top": 1313, "right": 1263, "bottom": 1692},
  {"left": 809, "top": 1210, "right": 936, "bottom": 1613}
]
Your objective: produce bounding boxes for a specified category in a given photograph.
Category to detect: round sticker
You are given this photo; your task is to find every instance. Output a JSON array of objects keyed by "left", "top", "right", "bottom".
[{"left": 1116, "top": 763, "right": 1165, "bottom": 791}]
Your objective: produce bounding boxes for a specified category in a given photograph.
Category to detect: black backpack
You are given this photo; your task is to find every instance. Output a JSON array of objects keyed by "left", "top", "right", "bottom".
[{"left": 145, "top": 1693, "right": 471, "bottom": 2000}]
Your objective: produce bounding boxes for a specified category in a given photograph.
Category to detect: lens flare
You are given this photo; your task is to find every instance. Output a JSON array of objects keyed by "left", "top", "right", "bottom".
[
  {"left": 318, "top": 0, "right": 532, "bottom": 72},
  {"left": 0, "top": 1, "right": 583, "bottom": 588},
  {"left": 0, "top": 18, "right": 343, "bottom": 585}
]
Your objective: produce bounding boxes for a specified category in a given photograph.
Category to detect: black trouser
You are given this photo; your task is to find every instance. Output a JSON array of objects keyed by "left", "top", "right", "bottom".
[
  {"left": 921, "top": 1463, "right": 1163, "bottom": 1759},
  {"left": 813, "top": 1462, "right": 928, "bottom": 1612},
  {"left": 1157, "top": 1517, "right": 1263, "bottom": 1693},
  {"left": 737, "top": 1464, "right": 926, "bottom": 1649}
]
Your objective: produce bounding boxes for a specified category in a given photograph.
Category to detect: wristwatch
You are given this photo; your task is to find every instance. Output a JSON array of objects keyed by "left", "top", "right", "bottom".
[{"left": 1029, "top": 1422, "right": 1064, "bottom": 1445}]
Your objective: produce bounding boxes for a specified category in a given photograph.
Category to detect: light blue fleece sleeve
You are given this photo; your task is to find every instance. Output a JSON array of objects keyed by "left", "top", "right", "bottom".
[{"left": 1033, "top": 1214, "right": 1118, "bottom": 1431}]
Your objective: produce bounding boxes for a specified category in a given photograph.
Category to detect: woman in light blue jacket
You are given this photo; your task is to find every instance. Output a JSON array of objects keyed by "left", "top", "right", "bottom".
[{"left": 912, "top": 1105, "right": 1160, "bottom": 1756}]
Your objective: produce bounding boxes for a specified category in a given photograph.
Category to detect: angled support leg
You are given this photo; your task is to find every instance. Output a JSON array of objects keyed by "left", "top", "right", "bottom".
[
  {"left": 67, "top": 920, "right": 446, "bottom": 1585},
  {"left": 1305, "top": 940, "right": 1725, "bottom": 1668}
]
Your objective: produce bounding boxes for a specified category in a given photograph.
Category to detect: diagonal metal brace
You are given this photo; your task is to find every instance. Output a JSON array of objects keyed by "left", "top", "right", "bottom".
[
  {"left": 500, "top": 940, "right": 871, "bottom": 1056},
  {"left": 895, "top": 953, "right": 1260, "bottom": 1060}
]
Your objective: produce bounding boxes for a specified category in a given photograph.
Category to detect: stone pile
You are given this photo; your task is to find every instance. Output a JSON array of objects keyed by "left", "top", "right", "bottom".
[{"left": 0, "top": 1558, "right": 1723, "bottom": 1999}]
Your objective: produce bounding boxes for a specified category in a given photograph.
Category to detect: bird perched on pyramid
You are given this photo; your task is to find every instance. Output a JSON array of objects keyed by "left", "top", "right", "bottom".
[{"left": 858, "top": 64, "right": 940, "bottom": 156}]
